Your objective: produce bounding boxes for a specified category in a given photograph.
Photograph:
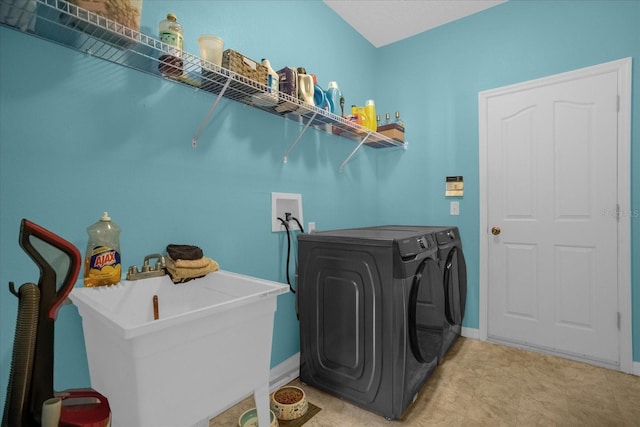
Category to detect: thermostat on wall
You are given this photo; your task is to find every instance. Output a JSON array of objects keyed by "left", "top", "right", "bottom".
[{"left": 446, "top": 176, "right": 463, "bottom": 197}]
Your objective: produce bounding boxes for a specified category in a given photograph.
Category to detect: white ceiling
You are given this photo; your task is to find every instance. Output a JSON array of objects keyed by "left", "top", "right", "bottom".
[{"left": 323, "top": 0, "right": 508, "bottom": 47}]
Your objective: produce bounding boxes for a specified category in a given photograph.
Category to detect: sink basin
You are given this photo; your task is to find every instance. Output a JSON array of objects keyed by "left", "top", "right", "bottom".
[{"left": 70, "top": 270, "right": 289, "bottom": 427}]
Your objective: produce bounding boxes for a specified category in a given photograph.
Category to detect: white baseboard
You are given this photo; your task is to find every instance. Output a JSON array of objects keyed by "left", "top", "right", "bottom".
[
  {"left": 268, "top": 352, "right": 301, "bottom": 391},
  {"left": 208, "top": 353, "right": 300, "bottom": 420},
  {"left": 461, "top": 326, "right": 479, "bottom": 339}
]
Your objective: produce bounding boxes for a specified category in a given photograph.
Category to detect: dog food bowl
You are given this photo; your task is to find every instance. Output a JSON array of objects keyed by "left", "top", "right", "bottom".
[
  {"left": 270, "top": 386, "right": 308, "bottom": 421},
  {"left": 238, "top": 408, "right": 278, "bottom": 427}
]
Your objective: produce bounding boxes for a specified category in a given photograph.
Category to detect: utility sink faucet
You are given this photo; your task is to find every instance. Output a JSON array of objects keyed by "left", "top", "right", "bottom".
[{"left": 126, "top": 253, "right": 166, "bottom": 280}]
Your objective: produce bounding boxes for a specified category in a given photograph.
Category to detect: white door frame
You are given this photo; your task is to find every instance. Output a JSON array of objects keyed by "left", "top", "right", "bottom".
[{"left": 478, "top": 58, "right": 632, "bottom": 373}]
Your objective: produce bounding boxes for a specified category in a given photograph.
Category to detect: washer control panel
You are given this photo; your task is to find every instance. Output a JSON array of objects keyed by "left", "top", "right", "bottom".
[{"left": 397, "top": 233, "right": 436, "bottom": 258}]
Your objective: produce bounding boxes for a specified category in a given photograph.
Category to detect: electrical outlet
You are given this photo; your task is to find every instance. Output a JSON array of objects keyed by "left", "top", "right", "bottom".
[
  {"left": 272, "top": 192, "right": 303, "bottom": 232},
  {"left": 450, "top": 201, "right": 460, "bottom": 216}
]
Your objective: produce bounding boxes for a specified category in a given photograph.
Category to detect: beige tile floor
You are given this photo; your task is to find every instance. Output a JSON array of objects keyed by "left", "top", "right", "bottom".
[{"left": 211, "top": 337, "right": 640, "bottom": 426}]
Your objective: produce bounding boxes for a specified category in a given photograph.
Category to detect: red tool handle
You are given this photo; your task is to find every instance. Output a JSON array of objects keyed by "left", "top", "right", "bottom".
[{"left": 20, "top": 219, "right": 82, "bottom": 320}]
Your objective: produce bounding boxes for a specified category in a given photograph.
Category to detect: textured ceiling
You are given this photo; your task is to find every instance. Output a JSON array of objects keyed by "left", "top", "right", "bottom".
[{"left": 323, "top": 0, "right": 507, "bottom": 47}]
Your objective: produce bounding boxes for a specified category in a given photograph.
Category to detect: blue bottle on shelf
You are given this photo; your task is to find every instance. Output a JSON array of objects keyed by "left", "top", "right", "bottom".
[{"left": 325, "top": 81, "right": 342, "bottom": 115}]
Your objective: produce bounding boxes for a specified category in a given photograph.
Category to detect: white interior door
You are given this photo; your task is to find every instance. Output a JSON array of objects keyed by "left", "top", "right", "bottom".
[{"left": 479, "top": 59, "right": 632, "bottom": 369}]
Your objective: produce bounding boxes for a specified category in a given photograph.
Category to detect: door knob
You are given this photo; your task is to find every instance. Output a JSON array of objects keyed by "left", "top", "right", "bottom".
[{"left": 491, "top": 226, "right": 501, "bottom": 235}]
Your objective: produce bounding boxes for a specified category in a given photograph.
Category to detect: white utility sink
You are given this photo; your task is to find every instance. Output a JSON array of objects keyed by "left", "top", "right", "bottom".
[{"left": 70, "top": 270, "right": 289, "bottom": 427}]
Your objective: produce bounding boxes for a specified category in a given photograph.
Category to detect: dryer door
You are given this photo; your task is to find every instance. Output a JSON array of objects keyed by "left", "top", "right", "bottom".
[
  {"left": 408, "top": 257, "right": 444, "bottom": 363},
  {"left": 444, "top": 246, "right": 467, "bottom": 325}
]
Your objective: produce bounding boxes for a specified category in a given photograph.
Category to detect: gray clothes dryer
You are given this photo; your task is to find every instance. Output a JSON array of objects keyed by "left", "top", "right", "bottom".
[
  {"left": 431, "top": 226, "right": 467, "bottom": 358},
  {"left": 297, "top": 226, "right": 445, "bottom": 420}
]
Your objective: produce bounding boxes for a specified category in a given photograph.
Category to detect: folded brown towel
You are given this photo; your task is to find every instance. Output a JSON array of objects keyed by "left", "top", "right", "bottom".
[
  {"left": 166, "top": 244, "right": 203, "bottom": 261},
  {"left": 166, "top": 254, "right": 210, "bottom": 269},
  {"left": 165, "top": 256, "right": 219, "bottom": 284}
]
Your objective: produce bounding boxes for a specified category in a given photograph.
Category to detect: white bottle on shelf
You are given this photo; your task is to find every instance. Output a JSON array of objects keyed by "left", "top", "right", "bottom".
[
  {"left": 252, "top": 58, "right": 279, "bottom": 107},
  {"left": 297, "top": 67, "right": 314, "bottom": 106}
]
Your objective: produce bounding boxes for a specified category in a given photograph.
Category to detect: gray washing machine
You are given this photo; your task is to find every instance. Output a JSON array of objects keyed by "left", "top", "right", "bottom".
[
  {"left": 368, "top": 225, "right": 467, "bottom": 359},
  {"left": 297, "top": 226, "right": 444, "bottom": 420}
]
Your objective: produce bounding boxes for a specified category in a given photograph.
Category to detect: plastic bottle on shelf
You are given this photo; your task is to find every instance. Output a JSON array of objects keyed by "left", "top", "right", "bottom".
[
  {"left": 252, "top": 58, "right": 279, "bottom": 107},
  {"left": 158, "top": 13, "right": 184, "bottom": 78},
  {"left": 349, "top": 105, "right": 357, "bottom": 123},
  {"left": 395, "top": 111, "right": 405, "bottom": 128},
  {"left": 84, "top": 212, "right": 121, "bottom": 287},
  {"left": 364, "top": 99, "right": 376, "bottom": 131},
  {"left": 311, "top": 74, "right": 328, "bottom": 110},
  {"left": 385, "top": 112, "right": 391, "bottom": 125},
  {"left": 350, "top": 105, "right": 366, "bottom": 130},
  {"left": 263, "top": 59, "right": 279, "bottom": 94},
  {"left": 325, "top": 81, "right": 342, "bottom": 115},
  {"left": 296, "top": 67, "right": 314, "bottom": 106}
]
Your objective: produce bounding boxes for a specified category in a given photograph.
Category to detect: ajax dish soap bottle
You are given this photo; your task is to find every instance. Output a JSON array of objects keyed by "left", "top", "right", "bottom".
[{"left": 84, "top": 212, "right": 121, "bottom": 287}]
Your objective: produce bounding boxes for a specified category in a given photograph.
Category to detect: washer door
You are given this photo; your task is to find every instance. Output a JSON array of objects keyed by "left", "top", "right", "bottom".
[
  {"left": 444, "top": 246, "right": 467, "bottom": 326},
  {"left": 408, "top": 257, "right": 444, "bottom": 363}
]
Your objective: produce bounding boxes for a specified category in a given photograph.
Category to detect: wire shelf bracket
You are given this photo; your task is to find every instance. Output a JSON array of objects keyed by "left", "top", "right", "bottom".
[
  {"left": 192, "top": 78, "right": 231, "bottom": 148},
  {"left": 283, "top": 110, "right": 319, "bottom": 164}
]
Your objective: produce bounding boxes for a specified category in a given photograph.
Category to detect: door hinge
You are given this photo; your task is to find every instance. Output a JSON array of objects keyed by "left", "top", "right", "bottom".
[
  {"left": 616, "top": 204, "right": 620, "bottom": 223},
  {"left": 617, "top": 312, "right": 621, "bottom": 330}
]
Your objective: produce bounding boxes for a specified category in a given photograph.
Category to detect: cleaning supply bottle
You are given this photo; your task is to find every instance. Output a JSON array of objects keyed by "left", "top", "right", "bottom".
[
  {"left": 252, "top": 58, "right": 279, "bottom": 107},
  {"left": 262, "top": 59, "right": 279, "bottom": 95},
  {"left": 158, "top": 13, "right": 184, "bottom": 78},
  {"left": 84, "top": 212, "right": 121, "bottom": 287},
  {"left": 325, "top": 81, "right": 342, "bottom": 115},
  {"left": 311, "top": 74, "right": 328, "bottom": 109},
  {"left": 349, "top": 105, "right": 366, "bottom": 129},
  {"left": 364, "top": 99, "right": 377, "bottom": 131},
  {"left": 296, "top": 67, "right": 314, "bottom": 105}
]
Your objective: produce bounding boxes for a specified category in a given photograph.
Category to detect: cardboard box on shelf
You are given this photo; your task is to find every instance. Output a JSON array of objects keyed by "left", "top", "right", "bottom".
[{"left": 376, "top": 123, "right": 405, "bottom": 142}]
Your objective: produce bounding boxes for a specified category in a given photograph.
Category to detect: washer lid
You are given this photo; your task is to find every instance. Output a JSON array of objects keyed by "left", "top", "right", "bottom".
[{"left": 298, "top": 226, "right": 438, "bottom": 258}]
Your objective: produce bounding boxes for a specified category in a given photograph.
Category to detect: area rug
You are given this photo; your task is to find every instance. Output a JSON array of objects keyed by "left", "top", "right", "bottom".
[{"left": 278, "top": 402, "right": 321, "bottom": 427}]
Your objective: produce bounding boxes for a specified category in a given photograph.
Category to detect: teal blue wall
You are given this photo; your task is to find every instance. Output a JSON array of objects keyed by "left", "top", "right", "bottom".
[
  {"left": 373, "top": 0, "right": 639, "bottom": 357},
  {"left": 1, "top": 0, "right": 638, "bottom": 411}
]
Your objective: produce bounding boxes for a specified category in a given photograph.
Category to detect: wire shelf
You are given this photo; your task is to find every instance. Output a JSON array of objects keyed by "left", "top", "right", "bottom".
[{"left": 0, "top": 0, "right": 406, "bottom": 163}]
